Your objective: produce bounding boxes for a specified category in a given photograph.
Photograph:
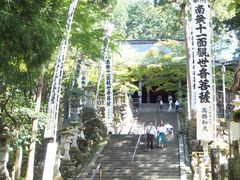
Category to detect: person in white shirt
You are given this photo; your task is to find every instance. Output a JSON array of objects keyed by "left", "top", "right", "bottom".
[
  {"left": 159, "top": 100, "right": 163, "bottom": 109},
  {"left": 146, "top": 121, "right": 157, "bottom": 151},
  {"left": 168, "top": 99, "right": 173, "bottom": 111},
  {"left": 157, "top": 121, "right": 167, "bottom": 148},
  {"left": 175, "top": 99, "right": 180, "bottom": 111}
]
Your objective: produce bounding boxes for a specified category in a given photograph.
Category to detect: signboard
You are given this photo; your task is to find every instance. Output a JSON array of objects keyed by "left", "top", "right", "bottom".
[
  {"left": 105, "top": 58, "right": 113, "bottom": 130},
  {"left": 191, "top": 0, "right": 214, "bottom": 140}
]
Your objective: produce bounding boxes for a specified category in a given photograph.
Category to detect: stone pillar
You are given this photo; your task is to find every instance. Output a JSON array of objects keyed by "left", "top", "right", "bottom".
[
  {"left": 61, "top": 131, "right": 72, "bottom": 160},
  {"left": 0, "top": 128, "right": 12, "bottom": 180},
  {"left": 58, "top": 130, "right": 76, "bottom": 179},
  {"left": 201, "top": 141, "right": 211, "bottom": 179},
  {"left": 84, "top": 85, "right": 95, "bottom": 108},
  {"left": 211, "top": 148, "right": 220, "bottom": 180},
  {"left": 70, "top": 125, "right": 78, "bottom": 149},
  {"left": 54, "top": 148, "right": 63, "bottom": 180}
]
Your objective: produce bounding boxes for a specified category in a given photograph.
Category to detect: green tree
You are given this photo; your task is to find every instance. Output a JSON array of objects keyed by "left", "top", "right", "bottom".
[
  {"left": 0, "top": 1, "right": 66, "bottom": 178},
  {"left": 112, "top": 1, "right": 184, "bottom": 40},
  {"left": 129, "top": 40, "right": 186, "bottom": 95}
]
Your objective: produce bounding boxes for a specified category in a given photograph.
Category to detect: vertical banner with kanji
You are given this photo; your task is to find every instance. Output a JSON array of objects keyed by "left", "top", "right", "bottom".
[
  {"left": 80, "top": 68, "right": 87, "bottom": 105},
  {"left": 105, "top": 57, "right": 113, "bottom": 130},
  {"left": 191, "top": 0, "right": 214, "bottom": 140}
]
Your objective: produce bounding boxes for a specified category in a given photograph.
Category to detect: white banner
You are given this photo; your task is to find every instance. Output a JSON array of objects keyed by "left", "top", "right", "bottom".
[
  {"left": 191, "top": 0, "right": 214, "bottom": 140},
  {"left": 44, "top": 0, "right": 79, "bottom": 139},
  {"left": 105, "top": 58, "right": 113, "bottom": 130}
]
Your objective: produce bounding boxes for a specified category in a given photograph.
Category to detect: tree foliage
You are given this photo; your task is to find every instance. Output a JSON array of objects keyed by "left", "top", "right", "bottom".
[
  {"left": 71, "top": 1, "right": 118, "bottom": 59},
  {"left": 0, "top": 0, "right": 65, "bottom": 73},
  {"left": 128, "top": 40, "right": 186, "bottom": 94},
  {"left": 0, "top": 0, "right": 66, "bottom": 147},
  {"left": 112, "top": 1, "right": 184, "bottom": 40}
]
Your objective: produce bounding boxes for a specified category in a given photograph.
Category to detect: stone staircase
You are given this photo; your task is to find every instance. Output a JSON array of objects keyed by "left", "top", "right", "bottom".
[{"left": 84, "top": 133, "right": 180, "bottom": 180}]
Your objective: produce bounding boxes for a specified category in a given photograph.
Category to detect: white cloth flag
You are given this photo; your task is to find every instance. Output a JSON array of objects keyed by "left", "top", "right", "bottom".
[
  {"left": 105, "top": 57, "right": 113, "bottom": 130},
  {"left": 191, "top": 0, "right": 214, "bottom": 140}
]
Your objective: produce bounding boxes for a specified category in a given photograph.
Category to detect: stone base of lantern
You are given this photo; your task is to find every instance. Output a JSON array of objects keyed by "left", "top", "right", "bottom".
[{"left": 60, "top": 160, "right": 76, "bottom": 179}]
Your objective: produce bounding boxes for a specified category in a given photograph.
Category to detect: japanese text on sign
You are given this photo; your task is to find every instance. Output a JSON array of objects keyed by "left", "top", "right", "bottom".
[{"left": 191, "top": 0, "right": 214, "bottom": 140}]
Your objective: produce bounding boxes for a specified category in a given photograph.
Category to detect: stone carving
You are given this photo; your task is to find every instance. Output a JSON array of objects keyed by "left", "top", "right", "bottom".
[{"left": 59, "top": 130, "right": 73, "bottom": 161}]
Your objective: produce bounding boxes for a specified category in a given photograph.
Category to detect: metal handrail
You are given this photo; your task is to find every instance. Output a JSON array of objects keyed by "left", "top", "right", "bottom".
[
  {"left": 90, "top": 163, "right": 102, "bottom": 180},
  {"left": 131, "top": 123, "right": 145, "bottom": 180}
]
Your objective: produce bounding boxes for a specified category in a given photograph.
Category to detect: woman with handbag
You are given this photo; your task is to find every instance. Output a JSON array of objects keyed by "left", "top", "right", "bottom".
[{"left": 157, "top": 121, "right": 167, "bottom": 148}]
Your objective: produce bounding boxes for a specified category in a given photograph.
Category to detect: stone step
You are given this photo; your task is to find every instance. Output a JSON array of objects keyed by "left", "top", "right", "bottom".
[
  {"left": 96, "top": 159, "right": 179, "bottom": 166},
  {"left": 93, "top": 163, "right": 179, "bottom": 171},
  {"left": 108, "top": 136, "right": 138, "bottom": 140},
  {"left": 89, "top": 171, "right": 180, "bottom": 176},
  {"left": 137, "top": 150, "right": 179, "bottom": 155},
  {"left": 139, "top": 148, "right": 179, "bottom": 151},
  {"left": 86, "top": 178, "right": 180, "bottom": 180},
  {"left": 87, "top": 166, "right": 180, "bottom": 173},
  {"left": 104, "top": 143, "right": 178, "bottom": 152},
  {"left": 96, "top": 162, "right": 179, "bottom": 167},
  {"left": 100, "top": 168, "right": 180, "bottom": 173},
  {"left": 103, "top": 142, "right": 178, "bottom": 148},
  {"left": 97, "top": 153, "right": 179, "bottom": 162},
  {"left": 98, "top": 154, "right": 179, "bottom": 160},
  {"left": 100, "top": 151, "right": 134, "bottom": 155},
  {"left": 109, "top": 136, "right": 178, "bottom": 144},
  {"left": 86, "top": 174, "right": 180, "bottom": 180},
  {"left": 81, "top": 127, "right": 181, "bottom": 180},
  {"left": 138, "top": 151, "right": 179, "bottom": 155},
  {"left": 99, "top": 151, "right": 179, "bottom": 156},
  {"left": 101, "top": 149, "right": 178, "bottom": 154}
]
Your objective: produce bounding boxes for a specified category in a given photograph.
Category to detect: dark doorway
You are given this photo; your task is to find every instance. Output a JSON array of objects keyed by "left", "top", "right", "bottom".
[
  {"left": 142, "top": 86, "right": 147, "bottom": 103},
  {"left": 141, "top": 86, "right": 171, "bottom": 103},
  {"left": 131, "top": 83, "right": 177, "bottom": 104},
  {"left": 150, "top": 88, "right": 158, "bottom": 103}
]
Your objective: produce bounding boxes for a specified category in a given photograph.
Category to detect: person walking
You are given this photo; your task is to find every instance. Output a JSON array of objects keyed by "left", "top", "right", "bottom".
[
  {"left": 157, "top": 121, "right": 167, "bottom": 148},
  {"left": 168, "top": 94, "right": 173, "bottom": 103},
  {"left": 175, "top": 99, "right": 180, "bottom": 111},
  {"left": 159, "top": 100, "right": 163, "bottom": 109},
  {"left": 146, "top": 121, "right": 157, "bottom": 151},
  {"left": 168, "top": 99, "right": 173, "bottom": 111}
]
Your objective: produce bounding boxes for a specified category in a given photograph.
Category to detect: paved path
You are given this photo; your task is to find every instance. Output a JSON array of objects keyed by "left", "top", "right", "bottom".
[
  {"left": 132, "top": 103, "right": 179, "bottom": 136},
  {"left": 131, "top": 103, "right": 185, "bottom": 179},
  {"left": 81, "top": 103, "right": 190, "bottom": 179}
]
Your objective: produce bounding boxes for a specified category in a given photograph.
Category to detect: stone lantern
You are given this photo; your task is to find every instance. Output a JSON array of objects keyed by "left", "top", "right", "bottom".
[
  {"left": 68, "top": 87, "right": 85, "bottom": 147},
  {"left": 59, "top": 129, "right": 73, "bottom": 161},
  {"left": 229, "top": 95, "right": 240, "bottom": 156},
  {"left": 0, "top": 127, "right": 12, "bottom": 180},
  {"left": 84, "top": 85, "right": 96, "bottom": 108},
  {"left": 58, "top": 129, "right": 76, "bottom": 179},
  {"left": 229, "top": 65, "right": 240, "bottom": 159}
]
